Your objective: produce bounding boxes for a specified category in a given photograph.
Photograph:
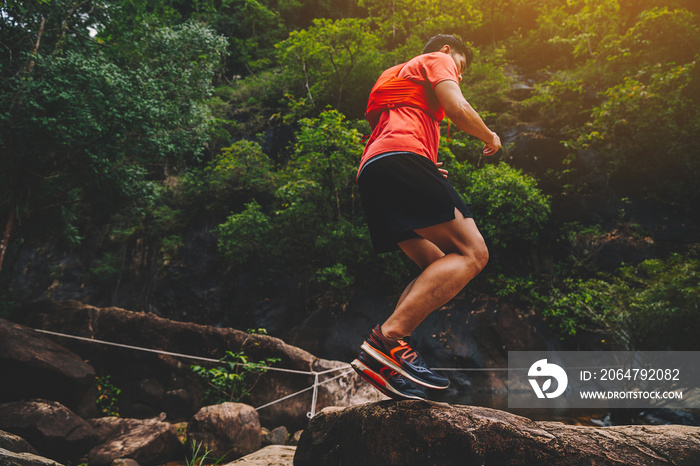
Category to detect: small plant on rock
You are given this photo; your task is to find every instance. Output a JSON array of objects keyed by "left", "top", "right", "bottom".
[
  {"left": 191, "top": 351, "right": 280, "bottom": 405},
  {"left": 95, "top": 375, "right": 121, "bottom": 416}
]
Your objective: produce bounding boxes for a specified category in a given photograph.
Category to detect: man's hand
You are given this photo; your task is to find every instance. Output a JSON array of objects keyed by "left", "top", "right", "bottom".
[
  {"left": 436, "top": 162, "right": 448, "bottom": 178},
  {"left": 483, "top": 132, "right": 501, "bottom": 156}
]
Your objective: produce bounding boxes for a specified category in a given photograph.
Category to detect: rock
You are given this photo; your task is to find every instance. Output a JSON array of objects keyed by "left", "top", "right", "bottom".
[
  {"left": 0, "top": 400, "right": 96, "bottom": 462},
  {"left": 288, "top": 430, "right": 303, "bottom": 446},
  {"left": 87, "top": 416, "right": 182, "bottom": 466},
  {"left": 19, "top": 299, "right": 383, "bottom": 429},
  {"left": 111, "top": 459, "right": 140, "bottom": 466},
  {"left": 187, "top": 402, "right": 261, "bottom": 461},
  {"left": 0, "top": 429, "right": 39, "bottom": 455},
  {"left": 0, "top": 318, "right": 96, "bottom": 417},
  {"left": 294, "top": 401, "right": 700, "bottom": 466},
  {"left": 0, "top": 448, "right": 64, "bottom": 466},
  {"left": 0, "top": 431, "right": 61, "bottom": 466},
  {"left": 223, "top": 444, "right": 296, "bottom": 465},
  {"left": 508, "top": 82, "right": 536, "bottom": 101},
  {"left": 263, "top": 426, "right": 288, "bottom": 445}
]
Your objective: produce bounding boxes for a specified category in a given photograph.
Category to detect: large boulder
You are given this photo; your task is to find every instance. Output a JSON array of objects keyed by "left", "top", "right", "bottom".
[
  {"left": 294, "top": 401, "right": 700, "bottom": 466},
  {"left": 0, "top": 400, "right": 96, "bottom": 463},
  {"left": 224, "top": 444, "right": 296, "bottom": 465},
  {"left": 0, "top": 449, "right": 63, "bottom": 466},
  {"left": 0, "top": 429, "right": 39, "bottom": 455},
  {"left": 87, "top": 415, "right": 182, "bottom": 466},
  {"left": 187, "top": 402, "right": 261, "bottom": 461},
  {"left": 0, "top": 430, "right": 61, "bottom": 466},
  {"left": 19, "top": 299, "right": 383, "bottom": 429},
  {"left": 0, "top": 318, "right": 96, "bottom": 417}
]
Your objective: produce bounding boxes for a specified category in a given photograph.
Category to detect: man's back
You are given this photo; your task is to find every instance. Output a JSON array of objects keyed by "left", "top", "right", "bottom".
[{"left": 358, "top": 52, "right": 461, "bottom": 173}]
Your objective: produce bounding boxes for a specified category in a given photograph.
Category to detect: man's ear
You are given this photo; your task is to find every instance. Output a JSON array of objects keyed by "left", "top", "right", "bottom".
[{"left": 439, "top": 44, "right": 451, "bottom": 54}]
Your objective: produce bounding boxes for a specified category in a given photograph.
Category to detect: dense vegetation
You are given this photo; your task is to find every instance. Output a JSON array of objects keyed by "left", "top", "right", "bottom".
[{"left": 1, "top": 0, "right": 698, "bottom": 351}]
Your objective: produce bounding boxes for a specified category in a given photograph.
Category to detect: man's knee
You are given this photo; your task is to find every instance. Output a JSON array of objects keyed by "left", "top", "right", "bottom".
[
  {"left": 458, "top": 237, "right": 488, "bottom": 272},
  {"left": 473, "top": 241, "right": 489, "bottom": 272}
]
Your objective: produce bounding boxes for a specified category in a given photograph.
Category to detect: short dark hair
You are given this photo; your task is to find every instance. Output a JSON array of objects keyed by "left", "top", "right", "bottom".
[{"left": 423, "top": 34, "right": 473, "bottom": 66}]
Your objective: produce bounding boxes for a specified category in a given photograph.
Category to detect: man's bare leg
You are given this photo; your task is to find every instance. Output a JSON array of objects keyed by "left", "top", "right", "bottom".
[
  {"left": 381, "top": 208, "right": 488, "bottom": 339},
  {"left": 392, "top": 240, "right": 444, "bottom": 310}
]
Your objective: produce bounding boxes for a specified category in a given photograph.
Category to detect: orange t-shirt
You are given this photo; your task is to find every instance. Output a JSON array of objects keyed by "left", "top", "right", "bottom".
[{"left": 358, "top": 52, "right": 460, "bottom": 175}]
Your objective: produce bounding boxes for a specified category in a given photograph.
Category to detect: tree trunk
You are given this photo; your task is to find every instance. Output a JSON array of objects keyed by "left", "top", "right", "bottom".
[{"left": 0, "top": 209, "right": 16, "bottom": 274}]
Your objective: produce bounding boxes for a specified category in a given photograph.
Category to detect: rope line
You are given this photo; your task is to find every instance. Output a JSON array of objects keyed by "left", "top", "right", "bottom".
[
  {"left": 32, "top": 327, "right": 515, "bottom": 418},
  {"left": 33, "top": 328, "right": 514, "bottom": 374},
  {"left": 252, "top": 369, "right": 355, "bottom": 414},
  {"left": 34, "top": 328, "right": 340, "bottom": 376},
  {"left": 32, "top": 327, "right": 356, "bottom": 417}
]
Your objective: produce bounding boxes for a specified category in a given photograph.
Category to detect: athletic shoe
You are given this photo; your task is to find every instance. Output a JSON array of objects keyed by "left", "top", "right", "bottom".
[
  {"left": 361, "top": 324, "right": 450, "bottom": 390},
  {"left": 351, "top": 350, "right": 427, "bottom": 400}
]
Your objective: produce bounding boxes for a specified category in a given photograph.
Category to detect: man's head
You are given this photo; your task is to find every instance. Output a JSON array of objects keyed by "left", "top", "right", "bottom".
[{"left": 423, "top": 34, "right": 473, "bottom": 79}]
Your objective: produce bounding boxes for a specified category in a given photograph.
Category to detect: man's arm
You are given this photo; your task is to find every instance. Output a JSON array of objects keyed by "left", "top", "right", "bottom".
[{"left": 434, "top": 80, "right": 501, "bottom": 156}]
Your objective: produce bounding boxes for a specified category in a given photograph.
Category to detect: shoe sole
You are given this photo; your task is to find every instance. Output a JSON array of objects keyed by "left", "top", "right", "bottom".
[
  {"left": 360, "top": 342, "right": 449, "bottom": 390},
  {"left": 351, "top": 359, "right": 426, "bottom": 400}
]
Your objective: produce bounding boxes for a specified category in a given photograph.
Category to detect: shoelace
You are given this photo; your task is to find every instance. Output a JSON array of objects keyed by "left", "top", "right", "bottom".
[{"left": 395, "top": 338, "right": 424, "bottom": 365}]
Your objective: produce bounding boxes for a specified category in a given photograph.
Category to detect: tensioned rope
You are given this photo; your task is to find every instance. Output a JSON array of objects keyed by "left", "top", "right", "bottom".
[
  {"left": 33, "top": 327, "right": 354, "bottom": 417},
  {"left": 32, "top": 328, "right": 513, "bottom": 418}
]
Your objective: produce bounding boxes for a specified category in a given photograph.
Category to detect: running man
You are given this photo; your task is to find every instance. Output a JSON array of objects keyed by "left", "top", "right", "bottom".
[{"left": 351, "top": 35, "right": 501, "bottom": 399}]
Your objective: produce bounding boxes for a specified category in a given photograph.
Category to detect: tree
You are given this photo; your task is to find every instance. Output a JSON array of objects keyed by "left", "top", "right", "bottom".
[
  {"left": 359, "top": 0, "right": 481, "bottom": 49},
  {"left": 181, "top": 139, "right": 278, "bottom": 218},
  {"left": 277, "top": 17, "right": 382, "bottom": 116},
  {"left": 0, "top": 5, "right": 227, "bottom": 273},
  {"left": 568, "top": 60, "right": 700, "bottom": 204},
  {"left": 462, "top": 163, "right": 551, "bottom": 251},
  {"left": 210, "top": 0, "right": 285, "bottom": 76},
  {"left": 600, "top": 7, "right": 700, "bottom": 79},
  {"left": 283, "top": 109, "right": 363, "bottom": 223}
]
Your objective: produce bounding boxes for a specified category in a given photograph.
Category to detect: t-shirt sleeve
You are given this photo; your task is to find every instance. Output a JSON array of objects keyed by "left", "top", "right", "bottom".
[{"left": 402, "top": 52, "right": 459, "bottom": 89}]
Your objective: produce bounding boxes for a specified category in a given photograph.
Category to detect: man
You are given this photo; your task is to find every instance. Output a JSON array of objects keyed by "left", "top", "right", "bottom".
[{"left": 351, "top": 34, "right": 501, "bottom": 399}]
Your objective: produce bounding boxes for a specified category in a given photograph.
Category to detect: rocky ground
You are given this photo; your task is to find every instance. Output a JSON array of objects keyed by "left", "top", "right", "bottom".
[{"left": 2, "top": 299, "right": 699, "bottom": 465}]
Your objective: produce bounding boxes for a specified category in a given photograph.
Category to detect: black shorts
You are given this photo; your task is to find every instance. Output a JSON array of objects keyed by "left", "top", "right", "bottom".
[{"left": 357, "top": 152, "right": 472, "bottom": 254}]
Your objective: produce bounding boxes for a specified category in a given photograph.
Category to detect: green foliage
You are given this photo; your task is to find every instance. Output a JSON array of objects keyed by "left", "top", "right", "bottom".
[
  {"left": 182, "top": 140, "right": 277, "bottom": 217},
  {"left": 211, "top": 0, "right": 284, "bottom": 75},
  {"left": 568, "top": 60, "right": 700, "bottom": 203},
  {"left": 0, "top": 286, "right": 19, "bottom": 319},
  {"left": 556, "top": 221, "right": 608, "bottom": 276},
  {"left": 285, "top": 110, "right": 363, "bottom": 219},
  {"left": 312, "top": 263, "right": 354, "bottom": 298},
  {"left": 487, "top": 273, "right": 536, "bottom": 299},
  {"left": 274, "top": 110, "right": 364, "bottom": 262},
  {"left": 216, "top": 201, "right": 273, "bottom": 267},
  {"left": 191, "top": 351, "right": 280, "bottom": 404},
  {"left": 185, "top": 439, "right": 227, "bottom": 466},
  {"left": 462, "top": 163, "right": 551, "bottom": 250},
  {"left": 536, "top": 253, "right": 700, "bottom": 350},
  {"left": 90, "top": 252, "right": 125, "bottom": 289},
  {"left": 0, "top": 10, "right": 227, "bottom": 268},
  {"left": 3, "top": 0, "right": 699, "bottom": 355},
  {"left": 277, "top": 18, "right": 382, "bottom": 117},
  {"left": 600, "top": 7, "right": 700, "bottom": 82},
  {"left": 614, "top": 253, "right": 700, "bottom": 350},
  {"left": 359, "top": 0, "right": 481, "bottom": 50},
  {"left": 95, "top": 375, "right": 121, "bottom": 417},
  {"left": 522, "top": 78, "right": 592, "bottom": 130},
  {"left": 537, "top": 277, "right": 617, "bottom": 339},
  {"left": 208, "top": 70, "right": 288, "bottom": 140},
  {"left": 461, "top": 46, "right": 512, "bottom": 113}
]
